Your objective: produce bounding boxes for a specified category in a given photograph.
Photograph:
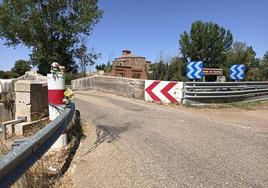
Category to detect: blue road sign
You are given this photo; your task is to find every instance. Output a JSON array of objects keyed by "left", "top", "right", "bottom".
[
  {"left": 230, "top": 64, "right": 245, "bottom": 80},
  {"left": 187, "top": 61, "right": 203, "bottom": 80}
]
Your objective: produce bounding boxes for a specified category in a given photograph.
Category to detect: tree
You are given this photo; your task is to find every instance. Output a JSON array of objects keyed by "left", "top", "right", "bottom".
[
  {"left": 179, "top": 21, "right": 233, "bottom": 68},
  {"left": 0, "top": 70, "right": 17, "bottom": 79},
  {"left": 74, "top": 44, "right": 100, "bottom": 77},
  {"left": 96, "top": 63, "right": 106, "bottom": 71},
  {"left": 11, "top": 59, "right": 31, "bottom": 76},
  {"left": 169, "top": 57, "right": 186, "bottom": 81},
  {"left": 225, "top": 42, "right": 257, "bottom": 80},
  {"left": 260, "top": 52, "right": 268, "bottom": 80},
  {"left": 0, "top": 0, "right": 103, "bottom": 75},
  {"left": 104, "top": 61, "right": 112, "bottom": 73},
  {"left": 148, "top": 57, "right": 186, "bottom": 81}
]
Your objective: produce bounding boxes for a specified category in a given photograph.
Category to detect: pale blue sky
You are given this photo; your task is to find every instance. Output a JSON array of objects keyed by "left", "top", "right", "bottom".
[{"left": 0, "top": 0, "right": 267, "bottom": 71}]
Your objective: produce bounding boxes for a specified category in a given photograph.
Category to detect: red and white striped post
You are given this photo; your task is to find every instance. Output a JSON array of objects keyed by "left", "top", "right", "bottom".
[{"left": 47, "top": 73, "right": 67, "bottom": 149}]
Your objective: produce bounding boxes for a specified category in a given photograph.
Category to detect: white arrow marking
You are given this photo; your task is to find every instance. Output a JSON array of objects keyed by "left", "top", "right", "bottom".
[
  {"left": 194, "top": 61, "right": 203, "bottom": 78},
  {"left": 230, "top": 65, "right": 237, "bottom": 79},
  {"left": 187, "top": 62, "right": 195, "bottom": 79}
]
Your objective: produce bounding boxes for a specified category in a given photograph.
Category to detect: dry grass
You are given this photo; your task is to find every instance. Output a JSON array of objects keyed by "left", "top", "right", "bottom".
[
  {"left": 0, "top": 139, "right": 8, "bottom": 156},
  {"left": 23, "top": 148, "right": 70, "bottom": 188},
  {"left": 11, "top": 112, "right": 84, "bottom": 188}
]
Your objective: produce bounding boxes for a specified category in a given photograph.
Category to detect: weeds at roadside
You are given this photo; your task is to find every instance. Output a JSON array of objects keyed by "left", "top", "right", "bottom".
[
  {"left": 15, "top": 111, "right": 85, "bottom": 188},
  {"left": 0, "top": 139, "right": 8, "bottom": 156}
]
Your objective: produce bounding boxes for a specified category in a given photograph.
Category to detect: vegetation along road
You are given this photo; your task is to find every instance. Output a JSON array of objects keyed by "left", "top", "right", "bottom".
[{"left": 70, "top": 90, "right": 268, "bottom": 188}]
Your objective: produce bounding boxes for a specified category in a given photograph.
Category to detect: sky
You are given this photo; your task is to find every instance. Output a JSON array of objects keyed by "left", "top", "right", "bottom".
[{"left": 0, "top": 0, "right": 267, "bottom": 71}]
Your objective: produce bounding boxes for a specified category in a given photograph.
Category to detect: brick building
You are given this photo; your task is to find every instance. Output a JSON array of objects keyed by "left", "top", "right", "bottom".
[{"left": 110, "top": 50, "right": 150, "bottom": 79}]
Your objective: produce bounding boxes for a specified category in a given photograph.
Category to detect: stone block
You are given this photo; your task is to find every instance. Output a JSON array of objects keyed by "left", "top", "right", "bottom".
[
  {"left": 15, "top": 80, "right": 32, "bottom": 92},
  {"left": 14, "top": 122, "right": 28, "bottom": 136}
]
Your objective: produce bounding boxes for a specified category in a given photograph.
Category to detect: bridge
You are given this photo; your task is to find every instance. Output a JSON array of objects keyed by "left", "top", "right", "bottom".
[{"left": 0, "top": 74, "right": 268, "bottom": 187}]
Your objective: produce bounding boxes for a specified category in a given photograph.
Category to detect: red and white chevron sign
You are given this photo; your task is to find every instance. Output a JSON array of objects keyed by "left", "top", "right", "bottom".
[{"left": 145, "top": 80, "right": 183, "bottom": 104}]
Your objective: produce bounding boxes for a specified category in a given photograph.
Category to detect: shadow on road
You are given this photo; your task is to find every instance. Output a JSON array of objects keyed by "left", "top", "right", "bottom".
[{"left": 84, "top": 123, "right": 130, "bottom": 155}]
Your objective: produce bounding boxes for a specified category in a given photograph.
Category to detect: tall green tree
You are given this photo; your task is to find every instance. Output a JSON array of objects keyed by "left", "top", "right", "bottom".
[
  {"left": 225, "top": 42, "right": 257, "bottom": 80},
  {"left": 179, "top": 21, "right": 233, "bottom": 68},
  {"left": 0, "top": 0, "right": 103, "bottom": 75},
  {"left": 163, "top": 57, "right": 187, "bottom": 81},
  {"left": 260, "top": 52, "right": 268, "bottom": 80},
  {"left": 148, "top": 57, "right": 186, "bottom": 81},
  {"left": 11, "top": 59, "right": 31, "bottom": 76}
]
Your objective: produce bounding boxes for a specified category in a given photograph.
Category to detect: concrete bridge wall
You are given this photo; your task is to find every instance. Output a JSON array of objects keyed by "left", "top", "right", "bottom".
[{"left": 72, "top": 75, "right": 145, "bottom": 99}]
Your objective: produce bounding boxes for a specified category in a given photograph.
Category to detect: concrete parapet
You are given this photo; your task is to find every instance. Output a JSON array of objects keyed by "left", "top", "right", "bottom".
[{"left": 72, "top": 75, "right": 145, "bottom": 99}]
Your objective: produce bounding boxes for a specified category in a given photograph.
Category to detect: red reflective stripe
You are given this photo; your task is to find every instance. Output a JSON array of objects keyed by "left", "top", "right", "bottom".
[
  {"left": 161, "top": 82, "right": 178, "bottom": 103},
  {"left": 145, "top": 80, "right": 161, "bottom": 102},
  {"left": 48, "top": 90, "right": 65, "bottom": 105}
]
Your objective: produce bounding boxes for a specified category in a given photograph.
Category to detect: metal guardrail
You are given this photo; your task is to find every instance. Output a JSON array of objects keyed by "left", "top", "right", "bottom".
[
  {"left": 183, "top": 82, "right": 268, "bottom": 103},
  {"left": 0, "top": 102, "right": 75, "bottom": 187}
]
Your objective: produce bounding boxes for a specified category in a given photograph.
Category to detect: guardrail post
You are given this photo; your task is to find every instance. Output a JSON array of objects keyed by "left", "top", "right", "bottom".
[{"left": 47, "top": 73, "right": 67, "bottom": 149}]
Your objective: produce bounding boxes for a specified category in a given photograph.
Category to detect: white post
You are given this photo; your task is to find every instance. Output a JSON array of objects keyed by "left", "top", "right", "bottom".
[{"left": 47, "top": 73, "right": 67, "bottom": 150}]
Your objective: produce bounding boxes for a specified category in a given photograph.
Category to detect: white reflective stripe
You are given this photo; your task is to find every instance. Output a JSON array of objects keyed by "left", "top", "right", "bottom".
[
  {"left": 187, "top": 62, "right": 195, "bottom": 79},
  {"left": 47, "top": 74, "right": 65, "bottom": 90},
  {"left": 144, "top": 80, "right": 183, "bottom": 104},
  {"left": 230, "top": 65, "right": 237, "bottom": 79},
  {"left": 48, "top": 104, "right": 65, "bottom": 121},
  {"left": 194, "top": 61, "right": 202, "bottom": 78}
]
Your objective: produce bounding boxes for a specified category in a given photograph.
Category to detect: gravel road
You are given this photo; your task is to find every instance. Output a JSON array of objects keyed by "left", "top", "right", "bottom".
[{"left": 73, "top": 90, "right": 268, "bottom": 188}]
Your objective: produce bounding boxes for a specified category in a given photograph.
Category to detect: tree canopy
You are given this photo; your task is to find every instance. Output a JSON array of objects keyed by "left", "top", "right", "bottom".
[
  {"left": 260, "top": 52, "right": 268, "bottom": 80},
  {"left": 11, "top": 59, "right": 31, "bottom": 76},
  {"left": 0, "top": 0, "right": 103, "bottom": 75},
  {"left": 179, "top": 21, "right": 233, "bottom": 68},
  {"left": 224, "top": 42, "right": 257, "bottom": 80}
]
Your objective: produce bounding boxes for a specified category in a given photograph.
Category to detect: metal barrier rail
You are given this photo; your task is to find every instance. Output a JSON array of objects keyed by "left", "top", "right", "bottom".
[
  {"left": 184, "top": 82, "right": 268, "bottom": 100},
  {"left": 0, "top": 102, "right": 75, "bottom": 187}
]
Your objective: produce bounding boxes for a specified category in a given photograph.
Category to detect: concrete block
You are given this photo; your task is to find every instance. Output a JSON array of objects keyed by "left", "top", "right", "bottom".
[
  {"left": 5, "top": 123, "right": 13, "bottom": 138},
  {"left": 15, "top": 80, "right": 48, "bottom": 121},
  {"left": 15, "top": 91, "right": 31, "bottom": 121},
  {"left": 14, "top": 122, "right": 26, "bottom": 136},
  {"left": 15, "top": 80, "right": 32, "bottom": 92}
]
